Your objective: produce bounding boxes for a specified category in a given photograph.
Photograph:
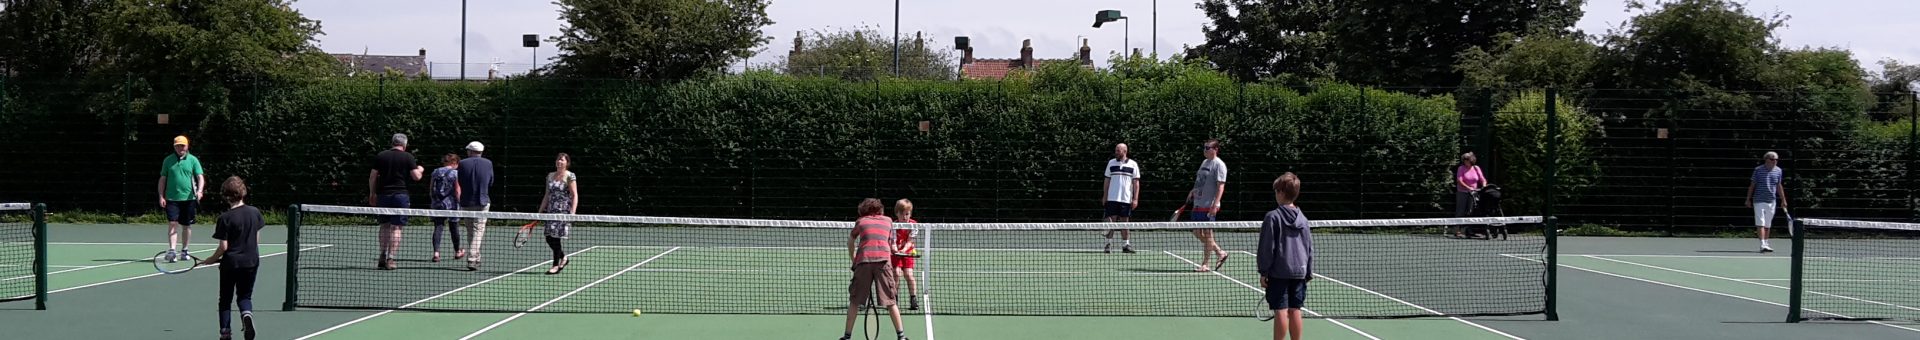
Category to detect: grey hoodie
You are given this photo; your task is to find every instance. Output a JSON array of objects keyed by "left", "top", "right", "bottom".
[{"left": 1257, "top": 205, "right": 1313, "bottom": 280}]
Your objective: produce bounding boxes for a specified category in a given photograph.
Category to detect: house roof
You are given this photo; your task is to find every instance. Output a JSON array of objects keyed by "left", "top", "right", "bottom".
[
  {"left": 960, "top": 58, "right": 1090, "bottom": 80},
  {"left": 331, "top": 54, "right": 427, "bottom": 76}
]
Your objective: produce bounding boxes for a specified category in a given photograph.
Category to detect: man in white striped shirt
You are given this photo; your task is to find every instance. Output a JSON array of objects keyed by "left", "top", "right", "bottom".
[{"left": 1104, "top": 143, "right": 1142, "bottom": 254}]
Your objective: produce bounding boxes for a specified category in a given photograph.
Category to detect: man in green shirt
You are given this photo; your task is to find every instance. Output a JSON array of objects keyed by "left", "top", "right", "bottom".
[{"left": 160, "top": 135, "right": 206, "bottom": 263}]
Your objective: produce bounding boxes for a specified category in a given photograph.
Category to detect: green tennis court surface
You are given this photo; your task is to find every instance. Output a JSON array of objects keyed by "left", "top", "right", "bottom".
[{"left": 4, "top": 225, "right": 1920, "bottom": 339}]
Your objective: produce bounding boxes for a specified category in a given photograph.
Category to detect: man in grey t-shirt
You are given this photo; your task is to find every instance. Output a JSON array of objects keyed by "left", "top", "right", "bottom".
[{"left": 1188, "top": 139, "right": 1230, "bottom": 272}]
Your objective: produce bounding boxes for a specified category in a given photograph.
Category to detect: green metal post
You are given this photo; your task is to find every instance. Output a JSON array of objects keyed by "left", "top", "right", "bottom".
[
  {"left": 282, "top": 205, "right": 302, "bottom": 311},
  {"left": 34, "top": 203, "right": 48, "bottom": 310},
  {"left": 1543, "top": 88, "right": 1560, "bottom": 321}
]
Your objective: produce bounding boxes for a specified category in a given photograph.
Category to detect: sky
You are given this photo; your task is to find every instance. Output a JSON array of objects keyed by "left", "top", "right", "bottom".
[{"left": 291, "top": 0, "right": 1920, "bottom": 78}]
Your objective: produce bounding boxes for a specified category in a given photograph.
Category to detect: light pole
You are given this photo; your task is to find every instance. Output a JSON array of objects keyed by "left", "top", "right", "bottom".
[
  {"left": 460, "top": 0, "right": 467, "bottom": 80},
  {"left": 523, "top": 34, "right": 540, "bottom": 70},
  {"left": 893, "top": 0, "right": 900, "bottom": 77},
  {"left": 1152, "top": 0, "right": 1157, "bottom": 57},
  {"left": 1093, "top": 10, "right": 1128, "bottom": 59}
]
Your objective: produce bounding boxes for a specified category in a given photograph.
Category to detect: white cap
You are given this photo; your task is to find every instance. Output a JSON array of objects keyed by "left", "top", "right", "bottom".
[{"left": 465, "top": 141, "right": 486, "bottom": 152}]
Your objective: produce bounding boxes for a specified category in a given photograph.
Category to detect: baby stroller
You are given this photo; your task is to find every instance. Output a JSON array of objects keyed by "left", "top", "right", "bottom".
[{"left": 1467, "top": 185, "right": 1508, "bottom": 240}]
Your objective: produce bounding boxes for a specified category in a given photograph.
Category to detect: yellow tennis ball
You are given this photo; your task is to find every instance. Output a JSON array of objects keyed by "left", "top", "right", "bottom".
[{"left": 632, "top": 309, "right": 643, "bottom": 317}]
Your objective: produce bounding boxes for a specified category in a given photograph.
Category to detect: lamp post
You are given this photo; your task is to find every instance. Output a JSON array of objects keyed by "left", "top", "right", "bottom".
[
  {"left": 893, "top": 0, "right": 901, "bottom": 77},
  {"left": 460, "top": 0, "right": 467, "bottom": 80},
  {"left": 523, "top": 34, "right": 540, "bottom": 70},
  {"left": 1093, "top": 10, "right": 1128, "bottom": 59}
]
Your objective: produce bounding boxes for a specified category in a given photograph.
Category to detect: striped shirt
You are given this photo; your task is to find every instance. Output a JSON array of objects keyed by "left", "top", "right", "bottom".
[
  {"left": 852, "top": 215, "right": 895, "bottom": 264},
  {"left": 1751, "top": 165, "right": 1783, "bottom": 203}
]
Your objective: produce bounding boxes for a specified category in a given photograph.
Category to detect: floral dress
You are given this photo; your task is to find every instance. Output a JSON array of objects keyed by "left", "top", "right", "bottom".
[{"left": 543, "top": 171, "right": 577, "bottom": 239}]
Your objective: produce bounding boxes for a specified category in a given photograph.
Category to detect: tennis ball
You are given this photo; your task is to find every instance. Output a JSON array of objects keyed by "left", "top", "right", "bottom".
[{"left": 632, "top": 309, "right": 643, "bottom": 317}]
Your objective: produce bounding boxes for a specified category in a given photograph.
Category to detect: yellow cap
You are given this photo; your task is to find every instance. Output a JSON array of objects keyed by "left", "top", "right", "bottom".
[{"left": 173, "top": 136, "right": 191, "bottom": 146}]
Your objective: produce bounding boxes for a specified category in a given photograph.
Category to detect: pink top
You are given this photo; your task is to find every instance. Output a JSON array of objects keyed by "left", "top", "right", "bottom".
[{"left": 1456, "top": 165, "right": 1485, "bottom": 192}]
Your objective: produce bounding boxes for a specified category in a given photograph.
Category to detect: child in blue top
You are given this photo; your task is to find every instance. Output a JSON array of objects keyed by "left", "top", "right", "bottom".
[{"left": 1257, "top": 172, "right": 1310, "bottom": 340}]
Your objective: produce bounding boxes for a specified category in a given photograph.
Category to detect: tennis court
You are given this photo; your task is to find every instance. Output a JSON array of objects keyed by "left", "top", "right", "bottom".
[{"left": 5, "top": 222, "right": 1920, "bottom": 339}]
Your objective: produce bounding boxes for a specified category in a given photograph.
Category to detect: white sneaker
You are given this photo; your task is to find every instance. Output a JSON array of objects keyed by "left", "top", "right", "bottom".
[
  {"left": 1761, "top": 245, "right": 1774, "bottom": 253},
  {"left": 164, "top": 250, "right": 178, "bottom": 263}
]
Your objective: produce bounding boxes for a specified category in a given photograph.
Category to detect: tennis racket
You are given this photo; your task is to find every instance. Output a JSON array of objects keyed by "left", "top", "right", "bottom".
[
  {"left": 1779, "top": 205, "right": 1794, "bottom": 238},
  {"left": 153, "top": 250, "right": 202, "bottom": 275},
  {"left": 514, "top": 221, "right": 538, "bottom": 248},
  {"left": 1171, "top": 202, "right": 1190, "bottom": 222},
  {"left": 1254, "top": 295, "right": 1276, "bottom": 321}
]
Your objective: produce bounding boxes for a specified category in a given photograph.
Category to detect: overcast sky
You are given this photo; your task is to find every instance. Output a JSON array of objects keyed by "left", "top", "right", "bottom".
[{"left": 292, "top": 0, "right": 1919, "bottom": 77}]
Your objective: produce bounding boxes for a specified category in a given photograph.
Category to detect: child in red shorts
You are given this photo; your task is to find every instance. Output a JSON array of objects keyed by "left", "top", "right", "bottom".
[{"left": 892, "top": 199, "right": 921, "bottom": 310}]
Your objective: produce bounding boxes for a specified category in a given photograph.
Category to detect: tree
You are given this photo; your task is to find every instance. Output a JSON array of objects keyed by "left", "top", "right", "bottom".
[
  {"left": 0, "top": 0, "right": 108, "bottom": 79},
  {"left": 779, "top": 27, "right": 956, "bottom": 81},
  {"left": 1592, "top": 0, "right": 1783, "bottom": 92},
  {"left": 94, "top": 0, "right": 335, "bottom": 120},
  {"left": 1456, "top": 33, "right": 1599, "bottom": 90},
  {"left": 1187, "top": 0, "right": 1583, "bottom": 86},
  {"left": 546, "top": 0, "right": 774, "bottom": 81}
]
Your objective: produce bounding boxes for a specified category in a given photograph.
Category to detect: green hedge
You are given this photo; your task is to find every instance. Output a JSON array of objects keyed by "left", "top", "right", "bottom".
[{"left": 199, "top": 69, "right": 1469, "bottom": 222}]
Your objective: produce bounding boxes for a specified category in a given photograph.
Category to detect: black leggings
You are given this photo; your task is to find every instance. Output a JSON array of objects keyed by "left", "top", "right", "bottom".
[{"left": 546, "top": 236, "right": 565, "bottom": 264}]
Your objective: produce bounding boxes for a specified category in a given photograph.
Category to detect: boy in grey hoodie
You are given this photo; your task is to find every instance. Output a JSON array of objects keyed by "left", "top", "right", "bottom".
[{"left": 1258, "top": 172, "right": 1310, "bottom": 340}]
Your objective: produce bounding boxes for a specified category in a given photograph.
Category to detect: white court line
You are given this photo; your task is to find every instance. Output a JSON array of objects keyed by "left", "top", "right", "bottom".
[
  {"left": 294, "top": 246, "right": 600, "bottom": 340},
  {"left": 1504, "top": 254, "right": 1920, "bottom": 333},
  {"left": 626, "top": 268, "right": 1205, "bottom": 276},
  {"left": 458, "top": 247, "right": 681, "bottom": 340},
  {"left": 1162, "top": 251, "right": 1381, "bottom": 340},
  {"left": 5, "top": 244, "right": 312, "bottom": 282},
  {"left": 1736, "top": 278, "right": 1920, "bottom": 282},
  {"left": 1504, "top": 253, "right": 1920, "bottom": 262},
  {"left": 1233, "top": 251, "right": 1527, "bottom": 340},
  {"left": 1583, "top": 255, "right": 1920, "bottom": 314},
  {"left": 46, "top": 245, "right": 331, "bottom": 294},
  {"left": 597, "top": 245, "right": 1113, "bottom": 253}
]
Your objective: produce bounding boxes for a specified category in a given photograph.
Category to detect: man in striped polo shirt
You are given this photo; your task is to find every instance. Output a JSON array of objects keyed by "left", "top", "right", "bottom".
[
  {"left": 841, "top": 198, "right": 909, "bottom": 340},
  {"left": 1746, "top": 151, "right": 1785, "bottom": 253}
]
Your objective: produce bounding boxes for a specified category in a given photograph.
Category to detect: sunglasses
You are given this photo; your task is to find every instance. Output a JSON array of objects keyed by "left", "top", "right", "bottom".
[{"left": 1199, "top": 145, "right": 1218, "bottom": 151}]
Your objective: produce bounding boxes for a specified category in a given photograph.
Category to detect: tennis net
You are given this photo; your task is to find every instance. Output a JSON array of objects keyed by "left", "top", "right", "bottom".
[
  {"left": 286, "top": 204, "right": 1554, "bottom": 318},
  {"left": 1790, "top": 218, "right": 1920, "bottom": 322},
  {"left": 0, "top": 203, "right": 47, "bottom": 307}
]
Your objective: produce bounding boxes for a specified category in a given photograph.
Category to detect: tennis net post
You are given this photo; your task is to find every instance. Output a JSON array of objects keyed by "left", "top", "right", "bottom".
[
  {"left": 1786, "top": 216, "right": 1804, "bottom": 323},
  {"left": 283, "top": 204, "right": 302, "bottom": 311},
  {"left": 33, "top": 203, "right": 47, "bottom": 310},
  {"left": 1544, "top": 215, "right": 1558, "bottom": 321}
]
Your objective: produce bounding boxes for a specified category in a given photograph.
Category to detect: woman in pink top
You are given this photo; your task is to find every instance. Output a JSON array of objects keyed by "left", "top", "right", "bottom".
[{"left": 1454, "top": 152, "right": 1487, "bottom": 237}]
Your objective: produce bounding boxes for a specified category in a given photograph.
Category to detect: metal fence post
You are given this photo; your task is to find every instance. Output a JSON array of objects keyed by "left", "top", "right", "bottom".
[{"left": 282, "top": 204, "right": 302, "bottom": 311}]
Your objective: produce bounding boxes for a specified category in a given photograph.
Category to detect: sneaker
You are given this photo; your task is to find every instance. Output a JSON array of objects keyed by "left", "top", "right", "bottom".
[
  {"left": 1121, "top": 245, "right": 1135, "bottom": 254},
  {"left": 1104, "top": 243, "right": 1112, "bottom": 254},
  {"left": 1761, "top": 246, "right": 1775, "bottom": 253},
  {"left": 838, "top": 335, "right": 851, "bottom": 340},
  {"left": 219, "top": 328, "right": 232, "bottom": 340},
  {"left": 241, "top": 311, "right": 256, "bottom": 340},
  {"left": 164, "top": 250, "right": 178, "bottom": 263},
  {"left": 897, "top": 333, "right": 912, "bottom": 340},
  {"left": 908, "top": 296, "right": 920, "bottom": 310}
]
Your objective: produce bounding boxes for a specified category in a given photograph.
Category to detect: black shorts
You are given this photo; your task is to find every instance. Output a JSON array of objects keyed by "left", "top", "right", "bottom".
[
  {"left": 1265, "top": 277, "right": 1308, "bottom": 309},
  {"left": 1103, "top": 201, "right": 1134, "bottom": 218},
  {"left": 164, "top": 200, "right": 197, "bottom": 226},
  {"left": 1259, "top": 278, "right": 1305, "bottom": 309}
]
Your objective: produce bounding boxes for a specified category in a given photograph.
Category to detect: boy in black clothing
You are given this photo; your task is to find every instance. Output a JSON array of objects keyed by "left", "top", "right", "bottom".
[{"left": 199, "top": 176, "right": 264, "bottom": 340}]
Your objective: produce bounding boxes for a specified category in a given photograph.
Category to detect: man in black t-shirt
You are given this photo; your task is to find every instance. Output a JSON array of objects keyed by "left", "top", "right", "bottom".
[
  {"left": 200, "top": 176, "right": 263, "bottom": 340},
  {"left": 370, "top": 133, "right": 423, "bottom": 270}
]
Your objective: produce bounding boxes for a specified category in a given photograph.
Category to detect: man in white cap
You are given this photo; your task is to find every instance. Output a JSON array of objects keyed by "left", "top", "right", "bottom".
[
  {"left": 370, "top": 133, "right": 423, "bottom": 270},
  {"left": 159, "top": 135, "right": 205, "bottom": 263},
  {"left": 1746, "top": 151, "right": 1785, "bottom": 253},
  {"left": 456, "top": 141, "right": 496, "bottom": 270}
]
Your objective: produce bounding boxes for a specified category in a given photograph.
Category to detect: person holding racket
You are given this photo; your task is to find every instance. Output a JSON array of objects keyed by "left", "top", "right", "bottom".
[
  {"left": 892, "top": 199, "right": 920, "bottom": 310},
  {"left": 841, "top": 198, "right": 908, "bottom": 340},
  {"left": 1188, "top": 139, "right": 1230, "bottom": 271},
  {"left": 158, "top": 135, "right": 205, "bottom": 264},
  {"left": 198, "top": 176, "right": 263, "bottom": 340},
  {"left": 1747, "top": 151, "right": 1785, "bottom": 253},
  {"left": 1258, "top": 173, "right": 1310, "bottom": 340},
  {"left": 1102, "top": 143, "right": 1141, "bottom": 254},
  {"left": 457, "top": 141, "right": 495, "bottom": 271},
  {"left": 370, "top": 133, "right": 423, "bottom": 270},
  {"left": 536, "top": 153, "right": 578, "bottom": 275}
]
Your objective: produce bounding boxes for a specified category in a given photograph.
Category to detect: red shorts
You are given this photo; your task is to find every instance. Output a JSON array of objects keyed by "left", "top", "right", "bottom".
[{"left": 891, "top": 255, "right": 915, "bottom": 269}]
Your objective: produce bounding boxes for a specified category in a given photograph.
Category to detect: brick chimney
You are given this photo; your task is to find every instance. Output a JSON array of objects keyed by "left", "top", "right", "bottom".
[
  {"left": 1019, "top": 39, "right": 1034, "bottom": 68},
  {"left": 1078, "top": 39, "right": 1092, "bottom": 65},
  {"left": 914, "top": 32, "right": 925, "bottom": 52},
  {"left": 418, "top": 48, "right": 427, "bottom": 57},
  {"left": 962, "top": 46, "right": 974, "bottom": 65}
]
